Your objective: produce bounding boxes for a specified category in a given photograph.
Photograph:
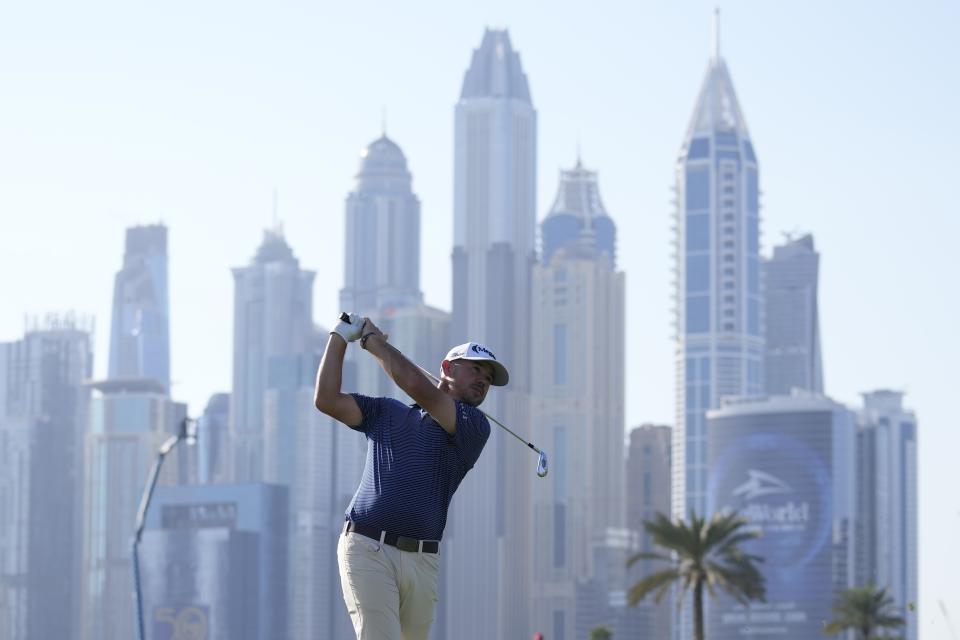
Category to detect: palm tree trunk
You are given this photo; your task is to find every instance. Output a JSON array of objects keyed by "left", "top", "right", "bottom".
[{"left": 693, "top": 579, "right": 705, "bottom": 640}]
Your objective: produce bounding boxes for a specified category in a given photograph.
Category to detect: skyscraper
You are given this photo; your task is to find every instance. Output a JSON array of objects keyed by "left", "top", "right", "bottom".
[
  {"left": 339, "top": 134, "right": 451, "bottom": 401},
  {"left": 531, "top": 160, "right": 625, "bottom": 640},
  {"left": 625, "top": 425, "right": 673, "bottom": 640},
  {"left": 264, "top": 353, "right": 365, "bottom": 640},
  {"left": 82, "top": 226, "right": 188, "bottom": 640},
  {"left": 445, "top": 29, "right": 537, "bottom": 639},
  {"left": 140, "top": 483, "right": 289, "bottom": 640},
  {"left": 80, "top": 378, "right": 186, "bottom": 640},
  {"left": 764, "top": 234, "right": 823, "bottom": 394},
  {"left": 856, "top": 390, "right": 918, "bottom": 640},
  {"left": 231, "top": 228, "right": 315, "bottom": 482},
  {"left": 672, "top": 13, "right": 763, "bottom": 522},
  {"left": 706, "top": 393, "right": 856, "bottom": 640},
  {"left": 340, "top": 134, "right": 423, "bottom": 314},
  {"left": 0, "top": 314, "right": 93, "bottom": 640},
  {"left": 108, "top": 224, "right": 170, "bottom": 389}
]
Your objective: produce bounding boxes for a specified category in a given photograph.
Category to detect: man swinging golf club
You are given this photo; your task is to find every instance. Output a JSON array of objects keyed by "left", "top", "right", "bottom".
[{"left": 314, "top": 312, "right": 508, "bottom": 640}]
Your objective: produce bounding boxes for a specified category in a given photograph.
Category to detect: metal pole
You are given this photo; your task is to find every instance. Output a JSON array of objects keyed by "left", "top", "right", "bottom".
[{"left": 132, "top": 417, "right": 195, "bottom": 640}]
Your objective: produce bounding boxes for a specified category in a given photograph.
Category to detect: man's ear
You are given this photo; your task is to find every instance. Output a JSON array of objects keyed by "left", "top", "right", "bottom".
[{"left": 440, "top": 359, "right": 453, "bottom": 379}]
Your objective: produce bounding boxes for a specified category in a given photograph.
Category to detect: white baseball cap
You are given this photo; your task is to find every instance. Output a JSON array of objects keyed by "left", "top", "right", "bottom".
[{"left": 444, "top": 342, "right": 509, "bottom": 386}]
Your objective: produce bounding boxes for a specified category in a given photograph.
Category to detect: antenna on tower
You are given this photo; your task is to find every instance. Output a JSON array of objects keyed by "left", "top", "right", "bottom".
[
  {"left": 381, "top": 106, "right": 387, "bottom": 137},
  {"left": 712, "top": 7, "right": 721, "bottom": 61}
]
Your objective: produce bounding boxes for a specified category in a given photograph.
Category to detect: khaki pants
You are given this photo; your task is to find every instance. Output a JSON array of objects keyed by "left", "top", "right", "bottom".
[{"left": 337, "top": 531, "right": 441, "bottom": 640}]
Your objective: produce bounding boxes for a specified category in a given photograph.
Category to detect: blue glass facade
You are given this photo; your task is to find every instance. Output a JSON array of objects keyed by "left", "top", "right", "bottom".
[
  {"left": 675, "top": 56, "right": 764, "bottom": 520},
  {"left": 108, "top": 225, "right": 170, "bottom": 389},
  {"left": 706, "top": 403, "right": 855, "bottom": 639}
]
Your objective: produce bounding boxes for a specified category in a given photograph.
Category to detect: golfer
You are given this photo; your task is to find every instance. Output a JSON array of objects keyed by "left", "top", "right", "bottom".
[{"left": 313, "top": 313, "right": 509, "bottom": 640}]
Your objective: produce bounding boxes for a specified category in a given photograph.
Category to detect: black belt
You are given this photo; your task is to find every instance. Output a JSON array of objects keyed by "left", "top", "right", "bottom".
[{"left": 343, "top": 521, "right": 440, "bottom": 554}]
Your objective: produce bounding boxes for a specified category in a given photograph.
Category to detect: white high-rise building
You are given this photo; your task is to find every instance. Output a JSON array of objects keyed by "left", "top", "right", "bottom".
[
  {"left": 339, "top": 135, "right": 451, "bottom": 402},
  {"left": 81, "top": 378, "right": 186, "bottom": 640},
  {"left": 764, "top": 234, "right": 823, "bottom": 395},
  {"left": 531, "top": 160, "right": 626, "bottom": 640},
  {"left": 856, "top": 390, "right": 918, "bottom": 640},
  {"left": 0, "top": 315, "right": 93, "bottom": 640},
  {"left": 672, "top": 13, "right": 763, "bottom": 521},
  {"left": 231, "top": 229, "right": 315, "bottom": 482},
  {"left": 444, "top": 29, "right": 537, "bottom": 639}
]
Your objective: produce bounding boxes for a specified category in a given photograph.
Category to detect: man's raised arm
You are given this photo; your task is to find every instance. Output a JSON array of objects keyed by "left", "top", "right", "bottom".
[
  {"left": 314, "top": 314, "right": 364, "bottom": 427},
  {"left": 359, "top": 319, "right": 457, "bottom": 434}
]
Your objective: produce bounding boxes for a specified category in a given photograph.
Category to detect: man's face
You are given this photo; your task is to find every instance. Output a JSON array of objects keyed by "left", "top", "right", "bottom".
[{"left": 443, "top": 359, "right": 495, "bottom": 407}]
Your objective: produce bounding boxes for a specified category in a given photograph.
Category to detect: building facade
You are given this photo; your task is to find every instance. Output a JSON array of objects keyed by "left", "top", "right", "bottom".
[
  {"left": 531, "top": 159, "right": 626, "bottom": 640},
  {"left": 445, "top": 29, "right": 537, "bottom": 639},
  {"left": 706, "top": 394, "right": 856, "bottom": 639},
  {"left": 856, "top": 390, "right": 918, "bottom": 640},
  {"left": 0, "top": 315, "right": 93, "bottom": 640},
  {"left": 231, "top": 229, "right": 315, "bottom": 482},
  {"left": 108, "top": 224, "right": 170, "bottom": 389},
  {"left": 625, "top": 425, "right": 673, "bottom": 640},
  {"left": 673, "top": 18, "right": 764, "bottom": 525},
  {"left": 764, "top": 234, "right": 823, "bottom": 395},
  {"left": 81, "top": 378, "right": 186, "bottom": 640},
  {"left": 140, "top": 483, "right": 289, "bottom": 640}
]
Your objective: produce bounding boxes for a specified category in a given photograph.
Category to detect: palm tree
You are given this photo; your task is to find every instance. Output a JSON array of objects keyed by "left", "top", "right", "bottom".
[
  {"left": 589, "top": 625, "right": 613, "bottom": 640},
  {"left": 626, "top": 511, "right": 766, "bottom": 640},
  {"left": 824, "top": 584, "right": 906, "bottom": 639}
]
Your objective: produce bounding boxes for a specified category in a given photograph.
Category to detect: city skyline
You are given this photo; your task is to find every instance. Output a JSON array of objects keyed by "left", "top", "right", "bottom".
[{"left": 1, "top": 2, "right": 957, "bottom": 636}]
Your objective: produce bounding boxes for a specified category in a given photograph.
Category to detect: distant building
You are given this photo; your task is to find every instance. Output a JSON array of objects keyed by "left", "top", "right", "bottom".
[
  {"left": 706, "top": 393, "right": 856, "bottom": 639},
  {"left": 673, "top": 15, "right": 764, "bottom": 526},
  {"left": 80, "top": 378, "right": 186, "bottom": 640},
  {"left": 625, "top": 425, "right": 672, "bottom": 640},
  {"left": 339, "top": 134, "right": 423, "bottom": 313},
  {"left": 108, "top": 224, "right": 170, "bottom": 389},
  {"left": 531, "top": 159, "right": 626, "bottom": 640},
  {"left": 198, "top": 392, "right": 230, "bottom": 484},
  {"left": 339, "top": 135, "right": 451, "bottom": 402},
  {"left": 764, "top": 234, "right": 823, "bottom": 394},
  {"left": 140, "top": 483, "right": 289, "bottom": 640},
  {"left": 231, "top": 228, "right": 316, "bottom": 482},
  {"left": 856, "top": 390, "right": 917, "bottom": 640},
  {"left": 264, "top": 353, "right": 365, "bottom": 640},
  {"left": 445, "top": 29, "right": 538, "bottom": 639},
  {"left": 0, "top": 315, "right": 93, "bottom": 640}
]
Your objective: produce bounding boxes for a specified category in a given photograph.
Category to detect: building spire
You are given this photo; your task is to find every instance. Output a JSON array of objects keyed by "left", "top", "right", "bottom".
[
  {"left": 381, "top": 106, "right": 387, "bottom": 137},
  {"left": 711, "top": 7, "right": 721, "bottom": 62}
]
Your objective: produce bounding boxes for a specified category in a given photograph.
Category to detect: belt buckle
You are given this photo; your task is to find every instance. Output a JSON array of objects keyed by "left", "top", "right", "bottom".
[{"left": 395, "top": 536, "right": 419, "bottom": 552}]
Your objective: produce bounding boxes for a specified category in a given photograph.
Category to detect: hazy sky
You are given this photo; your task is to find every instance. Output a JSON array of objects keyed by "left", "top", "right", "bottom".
[{"left": 1, "top": 0, "right": 957, "bottom": 634}]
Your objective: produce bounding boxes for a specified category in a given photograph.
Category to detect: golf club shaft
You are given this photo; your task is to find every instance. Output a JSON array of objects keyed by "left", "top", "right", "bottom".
[{"left": 338, "top": 312, "right": 543, "bottom": 454}]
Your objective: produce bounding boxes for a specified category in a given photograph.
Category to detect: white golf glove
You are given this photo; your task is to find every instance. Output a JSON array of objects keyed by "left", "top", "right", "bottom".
[{"left": 332, "top": 313, "right": 365, "bottom": 343}]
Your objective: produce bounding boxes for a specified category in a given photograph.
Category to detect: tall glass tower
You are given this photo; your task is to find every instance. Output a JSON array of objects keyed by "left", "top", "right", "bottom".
[
  {"left": 444, "top": 29, "right": 537, "bottom": 639},
  {"left": 532, "top": 160, "right": 626, "bottom": 640},
  {"left": 108, "top": 224, "right": 170, "bottom": 389},
  {"left": 672, "top": 13, "right": 764, "bottom": 522},
  {"left": 231, "top": 229, "right": 315, "bottom": 482},
  {"left": 764, "top": 234, "right": 823, "bottom": 394}
]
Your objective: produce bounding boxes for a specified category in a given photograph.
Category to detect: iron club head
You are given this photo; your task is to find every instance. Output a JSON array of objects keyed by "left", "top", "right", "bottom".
[{"left": 536, "top": 450, "right": 548, "bottom": 478}]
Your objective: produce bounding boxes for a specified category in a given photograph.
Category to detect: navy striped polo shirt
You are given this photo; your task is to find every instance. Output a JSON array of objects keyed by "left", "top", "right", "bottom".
[{"left": 344, "top": 393, "right": 491, "bottom": 541}]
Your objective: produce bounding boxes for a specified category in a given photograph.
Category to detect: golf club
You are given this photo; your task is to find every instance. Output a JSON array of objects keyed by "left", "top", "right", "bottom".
[{"left": 339, "top": 312, "right": 549, "bottom": 477}]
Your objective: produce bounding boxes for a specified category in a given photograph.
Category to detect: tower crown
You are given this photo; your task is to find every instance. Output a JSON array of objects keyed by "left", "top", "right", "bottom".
[{"left": 459, "top": 29, "right": 532, "bottom": 102}]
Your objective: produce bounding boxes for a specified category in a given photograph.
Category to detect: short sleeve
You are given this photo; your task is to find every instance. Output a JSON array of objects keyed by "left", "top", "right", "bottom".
[
  {"left": 452, "top": 402, "right": 491, "bottom": 469},
  {"left": 349, "top": 393, "right": 383, "bottom": 433}
]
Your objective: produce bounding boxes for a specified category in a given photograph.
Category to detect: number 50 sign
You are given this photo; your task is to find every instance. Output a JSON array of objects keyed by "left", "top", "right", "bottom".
[{"left": 153, "top": 605, "right": 209, "bottom": 640}]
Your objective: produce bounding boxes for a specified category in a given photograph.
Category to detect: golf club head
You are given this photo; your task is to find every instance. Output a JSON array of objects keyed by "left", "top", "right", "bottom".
[{"left": 536, "top": 450, "right": 548, "bottom": 477}]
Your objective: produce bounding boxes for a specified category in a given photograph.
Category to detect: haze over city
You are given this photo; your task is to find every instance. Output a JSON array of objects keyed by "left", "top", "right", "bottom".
[{"left": 1, "top": 1, "right": 957, "bottom": 638}]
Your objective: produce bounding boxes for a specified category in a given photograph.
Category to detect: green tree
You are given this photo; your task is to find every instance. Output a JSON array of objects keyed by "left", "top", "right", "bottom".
[
  {"left": 589, "top": 624, "right": 613, "bottom": 640},
  {"left": 823, "top": 584, "right": 906, "bottom": 639},
  {"left": 626, "top": 511, "right": 766, "bottom": 640}
]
